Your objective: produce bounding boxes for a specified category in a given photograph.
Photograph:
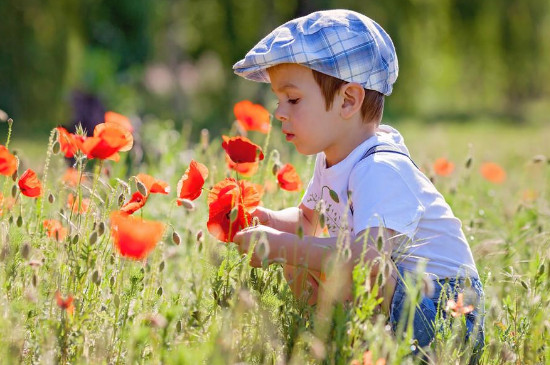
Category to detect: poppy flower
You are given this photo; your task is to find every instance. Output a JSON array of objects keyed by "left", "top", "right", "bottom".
[
  {"left": 56, "top": 127, "right": 84, "bottom": 158},
  {"left": 105, "top": 111, "right": 134, "bottom": 133},
  {"left": 177, "top": 160, "right": 208, "bottom": 202},
  {"left": 433, "top": 157, "right": 455, "bottom": 177},
  {"left": 62, "top": 168, "right": 85, "bottom": 187},
  {"left": 110, "top": 211, "right": 165, "bottom": 260},
  {"left": 67, "top": 193, "right": 90, "bottom": 214},
  {"left": 225, "top": 154, "right": 259, "bottom": 177},
  {"left": 351, "top": 351, "right": 386, "bottom": 365},
  {"left": 0, "top": 145, "right": 17, "bottom": 176},
  {"left": 222, "top": 135, "right": 264, "bottom": 164},
  {"left": 480, "top": 162, "right": 506, "bottom": 184},
  {"left": 55, "top": 291, "right": 75, "bottom": 315},
  {"left": 276, "top": 163, "right": 302, "bottom": 191},
  {"left": 445, "top": 292, "right": 474, "bottom": 318},
  {"left": 43, "top": 219, "right": 68, "bottom": 241},
  {"left": 135, "top": 173, "right": 170, "bottom": 195},
  {"left": 233, "top": 100, "right": 271, "bottom": 134},
  {"left": 18, "top": 169, "right": 42, "bottom": 198},
  {"left": 80, "top": 123, "right": 133, "bottom": 161},
  {"left": 207, "top": 178, "right": 260, "bottom": 242},
  {"left": 120, "top": 191, "right": 148, "bottom": 214}
]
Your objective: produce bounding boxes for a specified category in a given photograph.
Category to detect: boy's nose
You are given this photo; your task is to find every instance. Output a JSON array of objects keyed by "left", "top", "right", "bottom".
[{"left": 274, "top": 105, "right": 288, "bottom": 122}]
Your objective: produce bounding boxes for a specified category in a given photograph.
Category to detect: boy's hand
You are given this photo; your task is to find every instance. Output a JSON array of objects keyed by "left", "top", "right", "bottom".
[
  {"left": 251, "top": 206, "right": 272, "bottom": 226},
  {"left": 233, "top": 225, "right": 281, "bottom": 268}
]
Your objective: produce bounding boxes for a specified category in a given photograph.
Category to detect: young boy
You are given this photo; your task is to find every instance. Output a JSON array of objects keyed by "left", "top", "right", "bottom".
[{"left": 232, "top": 9, "right": 484, "bottom": 352}]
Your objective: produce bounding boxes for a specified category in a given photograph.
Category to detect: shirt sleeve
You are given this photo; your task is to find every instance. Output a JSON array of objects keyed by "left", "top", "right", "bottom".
[{"left": 349, "top": 160, "right": 425, "bottom": 238}]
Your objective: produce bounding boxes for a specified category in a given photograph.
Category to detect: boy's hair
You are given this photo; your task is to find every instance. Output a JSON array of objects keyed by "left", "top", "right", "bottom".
[{"left": 312, "top": 70, "right": 384, "bottom": 125}]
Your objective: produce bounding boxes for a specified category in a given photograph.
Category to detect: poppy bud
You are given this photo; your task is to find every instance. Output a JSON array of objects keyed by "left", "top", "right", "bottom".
[
  {"left": 319, "top": 213, "right": 325, "bottom": 229},
  {"left": 98, "top": 221, "right": 105, "bottom": 236},
  {"left": 21, "top": 242, "right": 30, "bottom": 260},
  {"left": 229, "top": 207, "right": 238, "bottom": 222},
  {"left": 48, "top": 193, "right": 55, "bottom": 203},
  {"left": 16, "top": 215, "right": 22, "bottom": 227},
  {"left": 172, "top": 231, "right": 181, "bottom": 245},
  {"left": 136, "top": 180, "right": 148, "bottom": 196},
  {"left": 11, "top": 169, "right": 18, "bottom": 182},
  {"left": 159, "top": 261, "right": 165, "bottom": 272},
  {"left": 328, "top": 188, "right": 339, "bottom": 203},
  {"left": 52, "top": 141, "right": 60, "bottom": 155},
  {"left": 72, "top": 234, "right": 79, "bottom": 245},
  {"left": 196, "top": 230, "right": 204, "bottom": 243},
  {"left": 176, "top": 320, "right": 183, "bottom": 333},
  {"left": 272, "top": 162, "right": 282, "bottom": 176},
  {"left": 377, "top": 235, "right": 384, "bottom": 252},
  {"left": 11, "top": 184, "right": 17, "bottom": 198},
  {"left": 110, "top": 275, "right": 115, "bottom": 288},
  {"left": 92, "top": 270, "right": 101, "bottom": 285},
  {"left": 521, "top": 280, "right": 529, "bottom": 290},
  {"left": 157, "top": 286, "right": 163, "bottom": 296},
  {"left": 118, "top": 193, "right": 125, "bottom": 207},
  {"left": 7, "top": 118, "right": 13, "bottom": 127},
  {"left": 89, "top": 231, "right": 97, "bottom": 245},
  {"left": 465, "top": 156, "right": 472, "bottom": 169}
]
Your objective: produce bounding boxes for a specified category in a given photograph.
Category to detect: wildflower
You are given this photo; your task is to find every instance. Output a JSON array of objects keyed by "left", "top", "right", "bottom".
[
  {"left": 43, "top": 219, "right": 68, "bottom": 241},
  {"left": 233, "top": 100, "right": 271, "bottom": 134},
  {"left": 207, "top": 178, "right": 260, "bottom": 242},
  {"left": 480, "top": 162, "right": 506, "bottom": 184},
  {"left": 0, "top": 145, "right": 17, "bottom": 176},
  {"left": 351, "top": 351, "right": 386, "bottom": 365},
  {"left": 104, "top": 111, "right": 134, "bottom": 133},
  {"left": 67, "top": 193, "right": 90, "bottom": 214},
  {"left": 445, "top": 292, "right": 474, "bottom": 317},
  {"left": 225, "top": 154, "right": 259, "bottom": 177},
  {"left": 135, "top": 173, "right": 170, "bottom": 195},
  {"left": 120, "top": 191, "right": 148, "bottom": 215},
  {"left": 18, "top": 169, "right": 42, "bottom": 198},
  {"left": 62, "top": 168, "right": 85, "bottom": 187},
  {"left": 56, "top": 127, "right": 84, "bottom": 158},
  {"left": 221, "top": 135, "right": 264, "bottom": 164},
  {"left": 276, "top": 163, "right": 302, "bottom": 191},
  {"left": 433, "top": 157, "right": 455, "bottom": 177},
  {"left": 177, "top": 160, "right": 208, "bottom": 202},
  {"left": 79, "top": 123, "right": 133, "bottom": 161},
  {"left": 55, "top": 290, "right": 75, "bottom": 315},
  {"left": 110, "top": 211, "right": 165, "bottom": 260}
]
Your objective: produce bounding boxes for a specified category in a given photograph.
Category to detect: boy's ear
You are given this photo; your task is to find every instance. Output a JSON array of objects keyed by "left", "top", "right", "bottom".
[{"left": 339, "top": 83, "right": 365, "bottom": 120}]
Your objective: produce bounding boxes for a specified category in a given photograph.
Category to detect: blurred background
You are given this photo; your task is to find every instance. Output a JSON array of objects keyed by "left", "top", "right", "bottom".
[{"left": 1, "top": 0, "right": 549, "bottom": 140}]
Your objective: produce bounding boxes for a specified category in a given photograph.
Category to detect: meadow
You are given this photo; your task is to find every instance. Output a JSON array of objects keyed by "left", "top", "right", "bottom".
[{"left": 0, "top": 108, "right": 548, "bottom": 365}]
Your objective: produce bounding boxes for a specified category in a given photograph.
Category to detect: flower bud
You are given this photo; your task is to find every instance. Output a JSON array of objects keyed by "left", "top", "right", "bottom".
[
  {"left": 172, "top": 231, "right": 181, "bottom": 245},
  {"left": 21, "top": 242, "right": 30, "bottom": 260},
  {"left": 136, "top": 180, "right": 148, "bottom": 196},
  {"left": 52, "top": 142, "right": 60, "bottom": 155},
  {"left": 48, "top": 193, "right": 55, "bottom": 203},
  {"left": 89, "top": 231, "right": 97, "bottom": 245}
]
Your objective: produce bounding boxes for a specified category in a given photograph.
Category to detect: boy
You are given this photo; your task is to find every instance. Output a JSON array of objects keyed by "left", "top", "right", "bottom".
[{"left": 232, "top": 9, "right": 484, "bottom": 352}]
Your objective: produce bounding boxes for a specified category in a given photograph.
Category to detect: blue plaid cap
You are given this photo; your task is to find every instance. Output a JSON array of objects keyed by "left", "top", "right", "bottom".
[{"left": 233, "top": 9, "right": 398, "bottom": 95}]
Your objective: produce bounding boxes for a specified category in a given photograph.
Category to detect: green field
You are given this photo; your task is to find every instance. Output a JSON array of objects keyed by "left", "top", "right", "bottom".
[{"left": 1, "top": 119, "right": 549, "bottom": 364}]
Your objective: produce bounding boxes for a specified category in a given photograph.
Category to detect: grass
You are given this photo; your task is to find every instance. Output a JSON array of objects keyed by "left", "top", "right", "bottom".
[{"left": 0, "top": 117, "right": 549, "bottom": 364}]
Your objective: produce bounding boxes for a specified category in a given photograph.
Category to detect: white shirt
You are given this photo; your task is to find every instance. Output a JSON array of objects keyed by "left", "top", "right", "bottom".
[{"left": 301, "top": 125, "right": 478, "bottom": 279}]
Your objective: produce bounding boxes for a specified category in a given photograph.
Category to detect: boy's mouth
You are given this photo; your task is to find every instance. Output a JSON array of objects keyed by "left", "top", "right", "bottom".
[{"left": 284, "top": 133, "right": 295, "bottom": 141}]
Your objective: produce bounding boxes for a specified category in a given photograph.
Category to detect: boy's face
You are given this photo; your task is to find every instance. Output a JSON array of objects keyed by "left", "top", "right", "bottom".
[{"left": 268, "top": 64, "right": 349, "bottom": 162}]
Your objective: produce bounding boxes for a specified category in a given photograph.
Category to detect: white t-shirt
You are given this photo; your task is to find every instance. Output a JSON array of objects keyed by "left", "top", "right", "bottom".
[{"left": 301, "top": 125, "right": 478, "bottom": 279}]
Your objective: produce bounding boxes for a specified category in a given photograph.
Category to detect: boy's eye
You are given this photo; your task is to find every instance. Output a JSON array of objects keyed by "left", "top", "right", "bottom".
[{"left": 288, "top": 98, "right": 300, "bottom": 105}]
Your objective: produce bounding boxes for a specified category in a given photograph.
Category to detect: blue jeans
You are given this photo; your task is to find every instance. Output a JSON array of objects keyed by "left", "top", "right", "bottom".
[{"left": 389, "top": 267, "right": 485, "bottom": 358}]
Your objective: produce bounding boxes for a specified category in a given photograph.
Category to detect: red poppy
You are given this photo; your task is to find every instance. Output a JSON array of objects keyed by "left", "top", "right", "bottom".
[
  {"left": 56, "top": 127, "right": 83, "bottom": 158},
  {"left": 225, "top": 154, "right": 259, "bottom": 177},
  {"left": 276, "top": 163, "right": 302, "bottom": 191},
  {"left": 480, "top": 162, "right": 506, "bottom": 184},
  {"left": 62, "top": 168, "right": 85, "bottom": 187},
  {"left": 55, "top": 291, "right": 75, "bottom": 315},
  {"left": 18, "top": 169, "right": 42, "bottom": 198},
  {"left": 222, "top": 135, "right": 264, "bottom": 164},
  {"left": 433, "top": 157, "right": 455, "bottom": 177},
  {"left": 67, "top": 193, "right": 90, "bottom": 214},
  {"left": 233, "top": 100, "right": 271, "bottom": 134},
  {"left": 105, "top": 111, "right": 134, "bottom": 133},
  {"left": 177, "top": 160, "right": 208, "bottom": 202},
  {"left": 120, "top": 191, "right": 148, "bottom": 214},
  {"left": 136, "top": 173, "right": 170, "bottom": 195},
  {"left": 80, "top": 123, "right": 133, "bottom": 161},
  {"left": 0, "top": 145, "right": 17, "bottom": 176},
  {"left": 43, "top": 219, "right": 68, "bottom": 241},
  {"left": 207, "top": 178, "right": 260, "bottom": 242},
  {"left": 110, "top": 211, "right": 165, "bottom": 260}
]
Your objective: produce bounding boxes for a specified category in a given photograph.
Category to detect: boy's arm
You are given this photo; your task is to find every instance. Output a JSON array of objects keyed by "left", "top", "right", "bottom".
[{"left": 252, "top": 203, "right": 320, "bottom": 236}]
